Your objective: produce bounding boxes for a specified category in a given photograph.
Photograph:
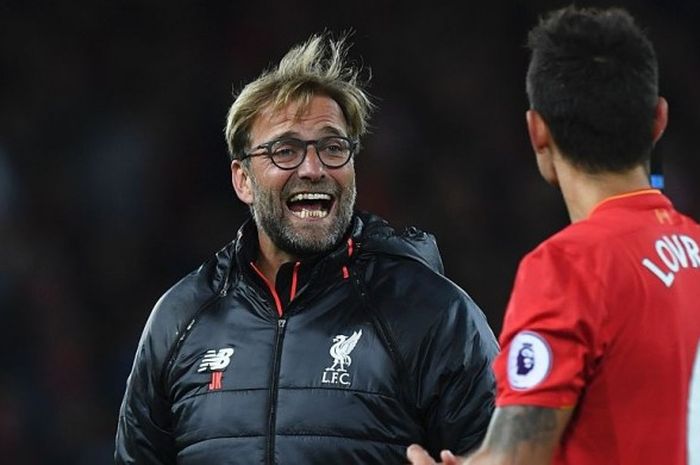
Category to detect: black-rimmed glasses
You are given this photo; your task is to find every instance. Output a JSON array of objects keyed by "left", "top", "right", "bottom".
[{"left": 240, "top": 136, "right": 358, "bottom": 170}]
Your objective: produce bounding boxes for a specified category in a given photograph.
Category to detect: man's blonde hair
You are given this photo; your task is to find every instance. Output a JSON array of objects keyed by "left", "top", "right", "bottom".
[{"left": 224, "top": 33, "right": 374, "bottom": 160}]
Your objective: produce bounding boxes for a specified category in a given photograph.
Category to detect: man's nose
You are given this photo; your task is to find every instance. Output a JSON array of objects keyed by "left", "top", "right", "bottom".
[{"left": 296, "top": 145, "right": 325, "bottom": 180}]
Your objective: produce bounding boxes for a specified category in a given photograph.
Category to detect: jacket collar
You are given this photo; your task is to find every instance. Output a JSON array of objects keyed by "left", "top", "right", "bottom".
[
  {"left": 214, "top": 211, "right": 444, "bottom": 297},
  {"left": 227, "top": 215, "right": 360, "bottom": 304},
  {"left": 232, "top": 215, "right": 361, "bottom": 274}
]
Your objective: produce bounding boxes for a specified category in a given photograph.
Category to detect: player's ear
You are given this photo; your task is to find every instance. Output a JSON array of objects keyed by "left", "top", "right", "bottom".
[
  {"left": 526, "top": 109, "right": 551, "bottom": 155},
  {"left": 231, "top": 160, "right": 254, "bottom": 205},
  {"left": 652, "top": 97, "right": 668, "bottom": 145},
  {"left": 527, "top": 110, "right": 558, "bottom": 185}
]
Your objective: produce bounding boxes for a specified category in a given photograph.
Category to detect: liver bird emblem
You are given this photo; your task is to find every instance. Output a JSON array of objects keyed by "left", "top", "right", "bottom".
[{"left": 326, "top": 330, "right": 363, "bottom": 372}]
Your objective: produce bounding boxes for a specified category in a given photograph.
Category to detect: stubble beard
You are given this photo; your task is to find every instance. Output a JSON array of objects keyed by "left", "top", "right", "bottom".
[{"left": 249, "top": 175, "right": 356, "bottom": 258}]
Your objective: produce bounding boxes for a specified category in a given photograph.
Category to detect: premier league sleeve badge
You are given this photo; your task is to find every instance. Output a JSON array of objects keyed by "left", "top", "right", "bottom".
[{"left": 507, "top": 331, "right": 552, "bottom": 390}]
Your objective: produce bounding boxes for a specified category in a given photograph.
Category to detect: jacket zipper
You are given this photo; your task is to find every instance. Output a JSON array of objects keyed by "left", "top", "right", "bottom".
[{"left": 266, "top": 318, "right": 287, "bottom": 465}]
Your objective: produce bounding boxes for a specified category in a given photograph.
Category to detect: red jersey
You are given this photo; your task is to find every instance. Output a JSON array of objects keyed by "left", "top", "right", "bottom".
[{"left": 494, "top": 190, "right": 700, "bottom": 465}]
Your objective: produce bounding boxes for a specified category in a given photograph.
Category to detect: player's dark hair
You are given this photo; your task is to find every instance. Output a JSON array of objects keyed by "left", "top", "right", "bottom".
[{"left": 526, "top": 6, "right": 658, "bottom": 173}]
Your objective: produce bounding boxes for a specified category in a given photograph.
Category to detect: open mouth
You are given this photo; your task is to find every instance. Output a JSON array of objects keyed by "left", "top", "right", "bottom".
[{"left": 286, "top": 192, "right": 334, "bottom": 219}]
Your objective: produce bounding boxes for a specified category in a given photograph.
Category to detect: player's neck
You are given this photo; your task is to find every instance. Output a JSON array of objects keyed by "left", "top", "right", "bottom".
[{"left": 558, "top": 163, "right": 651, "bottom": 223}]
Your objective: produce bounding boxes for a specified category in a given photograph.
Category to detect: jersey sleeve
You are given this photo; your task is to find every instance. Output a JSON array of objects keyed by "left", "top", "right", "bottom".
[{"left": 494, "top": 240, "right": 608, "bottom": 409}]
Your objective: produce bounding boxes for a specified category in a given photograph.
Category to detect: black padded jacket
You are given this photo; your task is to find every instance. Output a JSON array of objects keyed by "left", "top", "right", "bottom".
[{"left": 115, "top": 212, "right": 498, "bottom": 465}]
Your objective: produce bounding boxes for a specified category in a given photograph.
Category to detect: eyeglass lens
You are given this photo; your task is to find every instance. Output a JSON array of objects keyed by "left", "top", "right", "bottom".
[{"left": 269, "top": 137, "right": 352, "bottom": 168}]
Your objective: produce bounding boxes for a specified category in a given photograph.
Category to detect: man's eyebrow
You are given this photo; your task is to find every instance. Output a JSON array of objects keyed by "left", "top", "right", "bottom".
[
  {"left": 266, "top": 130, "right": 300, "bottom": 141},
  {"left": 318, "top": 126, "right": 346, "bottom": 137},
  {"left": 266, "top": 126, "right": 347, "bottom": 142}
]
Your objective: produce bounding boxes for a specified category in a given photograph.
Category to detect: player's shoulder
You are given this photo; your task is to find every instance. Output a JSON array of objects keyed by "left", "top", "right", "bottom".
[
  {"left": 359, "top": 222, "right": 472, "bottom": 311},
  {"left": 356, "top": 216, "right": 487, "bottom": 338},
  {"left": 356, "top": 210, "right": 470, "bottom": 309},
  {"left": 367, "top": 247, "right": 472, "bottom": 313},
  {"left": 527, "top": 220, "right": 606, "bottom": 262},
  {"left": 673, "top": 208, "right": 700, "bottom": 232},
  {"left": 536, "top": 199, "right": 700, "bottom": 258},
  {"left": 144, "top": 240, "right": 237, "bottom": 342}
]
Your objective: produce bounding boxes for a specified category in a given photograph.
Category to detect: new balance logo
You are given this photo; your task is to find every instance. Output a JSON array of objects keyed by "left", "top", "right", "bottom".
[
  {"left": 198, "top": 348, "right": 234, "bottom": 372},
  {"left": 199, "top": 348, "right": 234, "bottom": 391}
]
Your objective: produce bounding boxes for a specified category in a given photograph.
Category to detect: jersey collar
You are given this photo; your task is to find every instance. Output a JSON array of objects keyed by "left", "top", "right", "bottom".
[{"left": 589, "top": 188, "right": 669, "bottom": 218}]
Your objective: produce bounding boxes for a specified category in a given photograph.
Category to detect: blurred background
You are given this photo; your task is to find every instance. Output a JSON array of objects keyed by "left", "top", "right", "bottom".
[{"left": 1, "top": 0, "right": 699, "bottom": 462}]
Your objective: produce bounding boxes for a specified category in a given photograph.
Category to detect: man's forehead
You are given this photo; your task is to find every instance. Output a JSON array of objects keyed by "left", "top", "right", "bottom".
[{"left": 252, "top": 95, "right": 348, "bottom": 135}]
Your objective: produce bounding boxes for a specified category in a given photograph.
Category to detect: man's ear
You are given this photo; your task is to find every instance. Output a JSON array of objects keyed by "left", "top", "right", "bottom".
[
  {"left": 652, "top": 96, "right": 668, "bottom": 145},
  {"left": 231, "top": 160, "right": 254, "bottom": 205},
  {"left": 526, "top": 109, "right": 559, "bottom": 186},
  {"left": 526, "top": 109, "right": 551, "bottom": 155}
]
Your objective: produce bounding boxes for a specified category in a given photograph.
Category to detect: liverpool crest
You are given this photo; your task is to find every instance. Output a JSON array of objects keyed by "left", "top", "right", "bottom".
[{"left": 321, "top": 330, "right": 362, "bottom": 386}]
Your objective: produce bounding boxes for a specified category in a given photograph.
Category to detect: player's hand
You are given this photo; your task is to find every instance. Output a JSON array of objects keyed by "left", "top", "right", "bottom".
[
  {"left": 406, "top": 444, "right": 462, "bottom": 465},
  {"left": 406, "top": 445, "right": 437, "bottom": 465}
]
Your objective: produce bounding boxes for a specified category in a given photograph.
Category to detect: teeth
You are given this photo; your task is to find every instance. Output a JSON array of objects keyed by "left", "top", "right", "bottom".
[
  {"left": 289, "top": 192, "right": 332, "bottom": 203},
  {"left": 287, "top": 192, "right": 332, "bottom": 219},
  {"left": 292, "top": 209, "right": 330, "bottom": 219}
]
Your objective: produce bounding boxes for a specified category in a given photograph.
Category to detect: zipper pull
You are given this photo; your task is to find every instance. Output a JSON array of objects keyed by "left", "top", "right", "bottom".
[
  {"left": 278, "top": 319, "right": 287, "bottom": 329},
  {"left": 219, "top": 273, "right": 230, "bottom": 297}
]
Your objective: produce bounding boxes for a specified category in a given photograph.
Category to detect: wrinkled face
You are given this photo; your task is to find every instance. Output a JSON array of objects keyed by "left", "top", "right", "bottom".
[{"left": 232, "top": 95, "right": 356, "bottom": 257}]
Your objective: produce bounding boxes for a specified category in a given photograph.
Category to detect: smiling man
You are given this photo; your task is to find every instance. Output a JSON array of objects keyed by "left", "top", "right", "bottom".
[
  {"left": 114, "top": 34, "right": 498, "bottom": 465},
  {"left": 230, "top": 94, "right": 357, "bottom": 281}
]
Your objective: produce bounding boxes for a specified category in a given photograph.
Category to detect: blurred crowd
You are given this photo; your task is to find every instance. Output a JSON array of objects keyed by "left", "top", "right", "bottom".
[{"left": 1, "top": 1, "right": 699, "bottom": 463}]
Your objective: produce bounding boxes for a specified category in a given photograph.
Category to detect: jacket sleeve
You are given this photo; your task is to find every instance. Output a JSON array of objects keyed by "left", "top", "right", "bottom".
[
  {"left": 115, "top": 297, "right": 177, "bottom": 464},
  {"left": 416, "top": 295, "right": 499, "bottom": 457}
]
